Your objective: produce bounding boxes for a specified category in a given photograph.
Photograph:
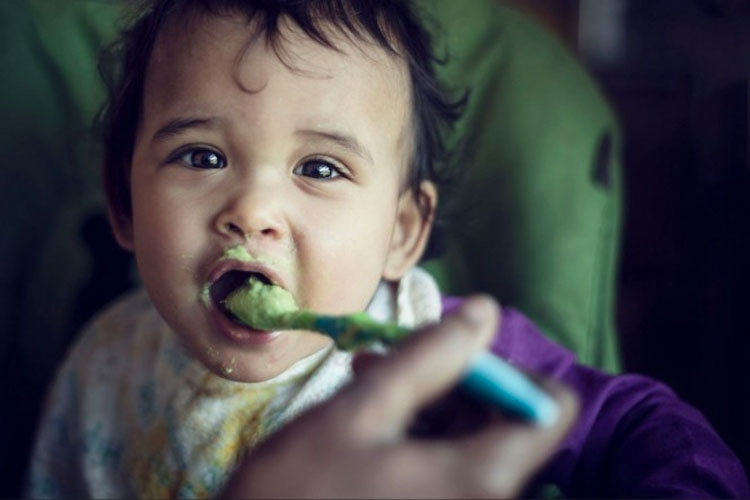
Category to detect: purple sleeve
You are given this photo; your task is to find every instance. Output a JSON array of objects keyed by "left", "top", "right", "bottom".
[{"left": 442, "top": 298, "right": 750, "bottom": 497}]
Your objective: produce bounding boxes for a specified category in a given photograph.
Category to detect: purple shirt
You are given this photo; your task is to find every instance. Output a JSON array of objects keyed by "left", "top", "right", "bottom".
[{"left": 443, "top": 298, "right": 749, "bottom": 497}]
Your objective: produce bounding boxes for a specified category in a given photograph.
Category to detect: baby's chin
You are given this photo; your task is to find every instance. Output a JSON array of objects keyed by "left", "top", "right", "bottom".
[
  {"left": 193, "top": 331, "right": 333, "bottom": 383},
  {"left": 206, "top": 358, "right": 289, "bottom": 383}
]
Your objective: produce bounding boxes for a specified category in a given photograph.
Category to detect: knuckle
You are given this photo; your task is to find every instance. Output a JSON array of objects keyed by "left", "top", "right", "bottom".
[
  {"left": 480, "top": 467, "right": 518, "bottom": 498},
  {"left": 345, "top": 375, "right": 406, "bottom": 439},
  {"left": 454, "top": 434, "right": 530, "bottom": 498},
  {"left": 453, "top": 459, "right": 514, "bottom": 498}
]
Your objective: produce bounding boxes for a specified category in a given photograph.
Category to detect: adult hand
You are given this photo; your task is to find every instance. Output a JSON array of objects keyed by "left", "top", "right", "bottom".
[{"left": 221, "top": 296, "right": 578, "bottom": 498}]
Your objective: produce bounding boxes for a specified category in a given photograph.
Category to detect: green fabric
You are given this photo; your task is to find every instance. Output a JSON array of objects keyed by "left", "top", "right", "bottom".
[
  {"left": 0, "top": 1, "right": 127, "bottom": 494},
  {"left": 0, "top": 0, "right": 125, "bottom": 389},
  {"left": 418, "top": 0, "right": 622, "bottom": 372}
]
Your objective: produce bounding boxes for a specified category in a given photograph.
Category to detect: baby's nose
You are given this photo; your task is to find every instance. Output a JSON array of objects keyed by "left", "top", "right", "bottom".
[{"left": 213, "top": 178, "right": 288, "bottom": 242}]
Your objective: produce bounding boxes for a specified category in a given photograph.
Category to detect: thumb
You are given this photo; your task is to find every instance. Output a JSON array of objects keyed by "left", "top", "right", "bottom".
[
  {"left": 342, "top": 295, "right": 500, "bottom": 440},
  {"left": 351, "top": 351, "right": 385, "bottom": 377}
]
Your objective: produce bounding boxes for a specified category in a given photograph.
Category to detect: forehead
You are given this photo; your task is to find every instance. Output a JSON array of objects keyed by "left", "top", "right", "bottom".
[{"left": 141, "top": 9, "right": 412, "bottom": 163}]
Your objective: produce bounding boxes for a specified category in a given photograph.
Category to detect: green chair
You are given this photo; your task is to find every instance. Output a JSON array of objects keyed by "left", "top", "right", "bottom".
[
  {"left": 418, "top": 0, "right": 622, "bottom": 372},
  {"left": 0, "top": 0, "right": 622, "bottom": 495},
  {"left": 0, "top": 1, "right": 126, "bottom": 495}
]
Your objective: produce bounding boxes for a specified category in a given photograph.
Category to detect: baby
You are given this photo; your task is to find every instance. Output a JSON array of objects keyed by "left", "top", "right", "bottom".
[{"left": 27, "top": 0, "right": 748, "bottom": 498}]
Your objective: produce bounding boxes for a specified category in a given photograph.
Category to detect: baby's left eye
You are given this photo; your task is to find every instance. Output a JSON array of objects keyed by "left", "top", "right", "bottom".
[
  {"left": 293, "top": 159, "right": 342, "bottom": 180},
  {"left": 181, "top": 148, "right": 226, "bottom": 169},
  {"left": 167, "top": 146, "right": 227, "bottom": 170}
]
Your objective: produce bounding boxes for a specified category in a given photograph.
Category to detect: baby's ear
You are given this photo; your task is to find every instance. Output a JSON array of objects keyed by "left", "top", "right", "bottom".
[
  {"left": 107, "top": 205, "right": 135, "bottom": 252},
  {"left": 383, "top": 181, "right": 437, "bottom": 281}
]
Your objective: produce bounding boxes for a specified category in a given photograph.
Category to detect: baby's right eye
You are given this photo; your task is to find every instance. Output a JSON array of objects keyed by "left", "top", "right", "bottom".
[{"left": 172, "top": 147, "right": 227, "bottom": 169}]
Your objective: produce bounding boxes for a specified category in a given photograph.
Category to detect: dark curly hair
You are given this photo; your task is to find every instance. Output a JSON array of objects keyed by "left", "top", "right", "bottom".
[{"left": 97, "top": 0, "right": 465, "bottom": 257}]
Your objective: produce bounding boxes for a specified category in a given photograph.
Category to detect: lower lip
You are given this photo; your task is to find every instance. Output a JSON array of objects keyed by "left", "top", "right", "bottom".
[{"left": 208, "top": 304, "right": 283, "bottom": 346}]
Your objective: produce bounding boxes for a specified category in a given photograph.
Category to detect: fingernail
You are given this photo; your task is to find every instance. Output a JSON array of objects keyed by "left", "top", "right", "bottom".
[{"left": 459, "top": 296, "right": 494, "bottom": 326}]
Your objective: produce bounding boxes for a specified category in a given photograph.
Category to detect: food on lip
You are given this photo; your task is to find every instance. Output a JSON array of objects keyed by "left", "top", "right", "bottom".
[
  {"left": 201, "top": 246, "right": 277, "bottom": 306},
  {"left": 224, "top": 275, "right": 299, "bottom": 330},
  {"left": 215, "top": 247, "right": 406, "bottom": 348},
  {"left": 201, "top": 283, "right": 212, "bottom": 307},
  {"left": 219, "top": 245, "right": 282, "bottom": 269},
  {"left": 220, "top": 245, "right": 257, "bottom": 263}
]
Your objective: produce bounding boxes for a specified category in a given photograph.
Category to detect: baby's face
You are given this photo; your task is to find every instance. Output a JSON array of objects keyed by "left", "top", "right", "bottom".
[{"left": 120, "top": 12, "right": 431, "bottom": 381}]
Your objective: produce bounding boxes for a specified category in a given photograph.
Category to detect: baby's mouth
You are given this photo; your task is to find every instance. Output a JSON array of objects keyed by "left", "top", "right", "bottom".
[{"left": 208, "top": 270, "right": 272, "bottom": 324}]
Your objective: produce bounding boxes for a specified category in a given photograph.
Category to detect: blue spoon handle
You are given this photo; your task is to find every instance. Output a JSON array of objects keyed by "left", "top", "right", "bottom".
[
  {"left": 310, "top": 314, "right": 559, "bottom": 426},
  {"left": 461, "top": 351, "right": 559, "bottom": 427}
]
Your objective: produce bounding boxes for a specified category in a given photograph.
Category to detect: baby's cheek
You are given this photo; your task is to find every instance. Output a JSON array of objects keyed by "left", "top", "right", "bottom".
[
  {"left": 300, "top": 258, "right": 382, "bottom": 315},
  {"left": 294, "top": 203, "right": 395, "bottom": 312}
]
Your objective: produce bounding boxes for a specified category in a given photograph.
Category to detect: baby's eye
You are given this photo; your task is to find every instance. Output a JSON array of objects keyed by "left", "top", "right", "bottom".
[
  {"left": 174, "top": 148, "right": 227, "bottom": 169},
  {"left": 293, "top": 159, "right": 343, "bottom": 180}
]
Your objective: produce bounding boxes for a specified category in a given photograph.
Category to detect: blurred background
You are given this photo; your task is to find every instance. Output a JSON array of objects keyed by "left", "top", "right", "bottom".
[
  {"left": 512, "top": 0, "right": 750, "bottom": 473},
  {"left": 1, "top": 0, "right": 749, "bottom": 496}
]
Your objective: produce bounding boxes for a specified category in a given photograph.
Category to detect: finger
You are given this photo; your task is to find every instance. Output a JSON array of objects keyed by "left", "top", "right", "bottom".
[
  {"left": 351, "top": 351, "right": 384, "bottom": 377},
  {"left": 342, "top": 295, "right": 500, "bottom": 439},
  {"left": 447, "top": 383, "right": 579, "bottom": 498},
  {"left": 366, "top": 386, "right": 577, "bottom": 499}
]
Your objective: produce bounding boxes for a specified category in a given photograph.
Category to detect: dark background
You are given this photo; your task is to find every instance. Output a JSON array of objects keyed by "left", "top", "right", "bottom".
[{"left": 512, "top": 0, "right": 750, "bottom": 472}]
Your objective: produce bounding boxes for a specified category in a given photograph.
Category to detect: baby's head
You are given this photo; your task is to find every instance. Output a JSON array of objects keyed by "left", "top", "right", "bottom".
[{"left": 98, "top": 0, "right": 462, "bottom": 382}]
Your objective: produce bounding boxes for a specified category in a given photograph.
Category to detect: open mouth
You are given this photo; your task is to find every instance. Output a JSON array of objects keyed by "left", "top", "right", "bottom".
[{"left": 209, "top": 270, "right": 272, "bottom": 324}]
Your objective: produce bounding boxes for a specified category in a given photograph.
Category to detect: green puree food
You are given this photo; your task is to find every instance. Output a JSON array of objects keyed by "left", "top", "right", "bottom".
[
  {"left": 202, "top": 246, "right": 263, "bottom": 307},
  {"left": 224, "top": 276, "right": 299, "bottom": 330},
  {"left": 222, "top": 270, "right": 408, "bottom": 349},
  {"left": 222, "top": 245, "right": 255, "bottom": 263}
]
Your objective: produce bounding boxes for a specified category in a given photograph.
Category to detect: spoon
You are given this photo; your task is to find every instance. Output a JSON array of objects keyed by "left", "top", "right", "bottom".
[{"left": 225, "top": 276, "right": 559, "bottom": 426}]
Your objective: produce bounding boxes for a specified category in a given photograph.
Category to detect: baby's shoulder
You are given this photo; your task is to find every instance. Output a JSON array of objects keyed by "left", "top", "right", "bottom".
[
  {"left": 61, "top": 288, "right": 166, "bottom": 385},
  {"left": 75, "top": 287, "right": 158, "bottom": 349},
  {"left": 30, "top": 289, "right": 168, "bottom": 497}
]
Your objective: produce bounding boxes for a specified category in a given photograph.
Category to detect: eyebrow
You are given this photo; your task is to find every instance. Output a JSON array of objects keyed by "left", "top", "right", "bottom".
[
  {"left": 152, "top": 116, "right": 220, "bottom": 142},
  {"left": 295, "top": 128, "right": 373, "bottom": 164}
]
